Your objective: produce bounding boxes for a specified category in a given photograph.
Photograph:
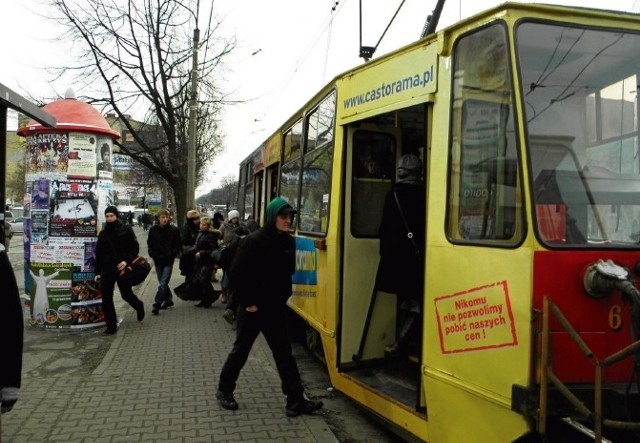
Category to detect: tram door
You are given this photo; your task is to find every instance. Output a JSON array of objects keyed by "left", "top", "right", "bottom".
[
  {"left": 340, "top": 125, "right": 399, "bottom": 364},
  {"left": 253, "top": 171, "right": 264, "bottom": 223},
  {"left": 266, "top": 165, "right": 279, "bottom": 204}
]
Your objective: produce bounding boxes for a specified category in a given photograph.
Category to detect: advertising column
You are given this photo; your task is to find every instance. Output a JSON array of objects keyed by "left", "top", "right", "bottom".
[{"left": 18, "top": 96, "right": 119, "bottom": 329}]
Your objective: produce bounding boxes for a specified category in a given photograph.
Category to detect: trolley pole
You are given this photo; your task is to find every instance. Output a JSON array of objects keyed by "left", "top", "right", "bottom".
[{"left": 186, "top": 27, "right": 200, "bottom": 211}]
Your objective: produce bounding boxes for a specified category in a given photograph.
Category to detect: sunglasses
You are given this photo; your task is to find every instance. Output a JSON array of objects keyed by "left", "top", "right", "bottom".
[{"left": 189, "top": 217, "right": 200, "bottom": 221}]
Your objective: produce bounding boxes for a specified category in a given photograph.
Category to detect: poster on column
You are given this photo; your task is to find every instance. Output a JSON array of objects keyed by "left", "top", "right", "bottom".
[
  {"left": 68, "top": 133, "right": 97, "bottom": 178},
  {"left": 84, "top": 241, "right": 97, "bottom": 272},
  {"left": 27, "top": 133, "right": 69, "bottom": 173},
  {"left": 70, "top": 301, "right": 104, "bottom": 329},
  {"left": 96, "top": 137, "right": 113, "bottom": 180},
  {"left": 71, "top": 268, "right": 99, "bottom": 303},
  {"left": 31, "top": 178, "right": 50, "bottom": 209},
  {"left": 30, "top": 211, "right": 49, "bottom": 244},
  {"left": 97, "top": 180, "right": 116, "bottom": 231},
  {"left": 71, "top": 242, "right": 100, "bottom": 303},
  {"left": 50, "top": 179, "right": 98, "bottom": 237},
  {"left": 29, "top": 261, "right": 73, "bottom": 327}
]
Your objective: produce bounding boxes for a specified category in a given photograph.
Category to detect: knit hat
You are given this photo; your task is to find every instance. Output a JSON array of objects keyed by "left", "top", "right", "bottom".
[
  {"left": 397, "top": 154, "right": 422, "bottom": 184},
  {"left": 227, "top": 210, "right": 240, "bottom": 221},
  {"left": 265, "top": 197, "right": 296, "bottom": 227},
  {"left": 104, "top": 205, "right": 119, "bottom": 216}
]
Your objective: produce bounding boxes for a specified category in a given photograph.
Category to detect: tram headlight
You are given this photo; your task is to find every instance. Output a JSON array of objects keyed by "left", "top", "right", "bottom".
[{"left": 583, "top": 259, "right": 629, "bottom": 299}]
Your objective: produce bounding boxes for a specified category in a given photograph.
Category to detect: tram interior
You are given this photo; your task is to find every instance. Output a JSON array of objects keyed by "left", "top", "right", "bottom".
[{"left": 341, "top": 104, "right": 427, "bottom": 412}]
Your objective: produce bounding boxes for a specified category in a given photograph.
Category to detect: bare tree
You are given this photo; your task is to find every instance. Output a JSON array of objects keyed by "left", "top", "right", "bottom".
[
  {"left": 48, "top": 0, "right": 234, "bottom": 219},
  {"left": 196, "top": 175, "right": 238, "bottom": 210},
  {"left": 219, "top": 175, "right": 238, "bottom": 211}
]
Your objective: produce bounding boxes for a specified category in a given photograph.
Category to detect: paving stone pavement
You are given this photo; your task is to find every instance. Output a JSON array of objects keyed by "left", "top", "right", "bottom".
[{"left": 1, "top": 264, "right": 338, "bottom": 443}]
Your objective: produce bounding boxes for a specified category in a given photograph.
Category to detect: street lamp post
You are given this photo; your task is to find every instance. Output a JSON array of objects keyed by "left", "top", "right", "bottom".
[{"left": 186, "top": 26, "right": 199, "bottom": 211}]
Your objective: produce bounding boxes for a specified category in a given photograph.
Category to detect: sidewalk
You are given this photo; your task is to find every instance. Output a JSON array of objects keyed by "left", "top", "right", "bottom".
[{"left": 1, "top": 264, "right": 338, "bottom": 442}]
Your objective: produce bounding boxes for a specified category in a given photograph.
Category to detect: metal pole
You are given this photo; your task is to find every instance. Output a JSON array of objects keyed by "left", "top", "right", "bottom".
[
  {"left": 0, "top": 106, "right": 6, "bottom": 246},
  {"left": 186, "top": 27, "right": 200, "bottom": 210}
]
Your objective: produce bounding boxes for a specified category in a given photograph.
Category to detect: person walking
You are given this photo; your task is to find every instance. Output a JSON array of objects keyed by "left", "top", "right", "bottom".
[
  {"left": 3, "top": 220, "right": 13, "bottom": 250},
  {"left": 212, "top": 212, "right": 224, "bottom": 229},
  {"left": 221, "top": 222, "right": 258, "bottom": 328},
  {"left": 218, "top": 209, "right": 242, "bottom": 303},
  {"left": 190, "top": 216, "right": 221, "bottom": 308},
  {"left": 147, "top": 208, "right": 181, "bottom": 315},
  {"left": 1, "top": 245, "right": 23, "bottom": 414},
  {"left": 94, "top": 206, "right": 145, "bottom": 335},
  {"left": 178, "top": 209, "right": 201, "bottom": 287},
  {"left": 216, "top": 197, "right": 323, "bottom": 417}
]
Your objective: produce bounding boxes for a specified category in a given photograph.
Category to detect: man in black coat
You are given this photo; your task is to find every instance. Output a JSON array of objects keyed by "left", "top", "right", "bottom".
[
  {"left": 1, "top": 245, "right": 22, "bottom": 413},
  {"left": 94, "top": 206, "right": 145, "bottom": 335},
  {"left": 147, "top": 208, "right": 181, "bottom": 315},
  {"left": 216, "top": 197, "right": 323, "bottom": 417}
]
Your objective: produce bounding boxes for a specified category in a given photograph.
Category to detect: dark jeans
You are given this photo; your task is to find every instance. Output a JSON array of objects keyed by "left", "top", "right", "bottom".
[
  {"left": 218, "top": 304, "right": 304, "bottom": 401},
  {"left": 100, "top": 270, "right": 144, "bottom": 330},
  {"left": 153, "top": 263, "right": 174, "bottom": 308}
]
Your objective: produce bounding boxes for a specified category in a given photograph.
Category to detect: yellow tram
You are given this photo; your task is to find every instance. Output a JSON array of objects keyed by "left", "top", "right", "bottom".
[{"left": 237, "top": 3, "right": 640, "bottom": 441}]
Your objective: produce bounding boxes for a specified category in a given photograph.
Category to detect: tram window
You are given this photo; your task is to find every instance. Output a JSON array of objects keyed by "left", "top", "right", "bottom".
[
  {"left": 299, "top": 146, "right": 332, "bottom": 234},
  {"left": 241, "top": 161, "right": 254, "bottom": 218},
  {"left": 518, "top": 21, "right": 640, "bottom": 247},
  {"left": 280, "top": 159, "right": 301, "bottom": 223},
  {"left": 447, "top": 23, "right": 523, "bottom": 245},
  {"left": 306, "top": 91, "right": 335, "bottom": 153},
  {"left": 244, "top": 186, "right": 254, "bottom": 220},
  {"left": 284, "top": 119, "right": 303, "bottom": 162},
  {"left": 352, "top": 130, "right": 395, "bottom": 237}
]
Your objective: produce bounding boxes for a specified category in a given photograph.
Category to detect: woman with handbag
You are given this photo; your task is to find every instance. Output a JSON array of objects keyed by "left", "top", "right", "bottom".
[
  {"left": 94, "top": 206, "right": 145, "bottom": 335},
  {"left": 189, "top": 216, "right": 221, "bottom": 308}
]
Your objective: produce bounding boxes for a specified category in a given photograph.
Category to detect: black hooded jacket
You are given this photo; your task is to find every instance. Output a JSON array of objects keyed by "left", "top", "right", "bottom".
[
  {"left": 229, "top": 197, "right": 296, "bottom": 309},
  {"left": 95, "top": 220, "right": 139, "bottom": 275}
]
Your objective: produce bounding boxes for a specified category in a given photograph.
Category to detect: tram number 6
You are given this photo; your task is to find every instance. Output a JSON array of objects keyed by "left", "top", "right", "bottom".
[{"left": 609, "top": 305, "right": 623, "bottom": 331}]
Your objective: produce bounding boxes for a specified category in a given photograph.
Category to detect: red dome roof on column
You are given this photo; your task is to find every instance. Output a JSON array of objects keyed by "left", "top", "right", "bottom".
[{"left": 17, "top": 95, "right": 119, "bottom": 139}]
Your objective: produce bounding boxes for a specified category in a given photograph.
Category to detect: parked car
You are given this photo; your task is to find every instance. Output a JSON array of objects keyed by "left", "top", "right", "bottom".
[
  {"left": 10, "top": 207, "right": 24, "bottom": 217},
  {"left": 9, "top": 216, "right": 24, "bottom": 234}
]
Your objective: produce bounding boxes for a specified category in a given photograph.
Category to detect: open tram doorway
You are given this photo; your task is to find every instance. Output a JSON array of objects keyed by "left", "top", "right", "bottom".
[{"left": 339, "top": 103, "right": 428, "bottom": 411}]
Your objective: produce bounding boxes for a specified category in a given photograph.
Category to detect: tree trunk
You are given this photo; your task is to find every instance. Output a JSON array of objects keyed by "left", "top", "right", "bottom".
[{"left": 171, "top": 179, "right": 189, "bottom": 224}]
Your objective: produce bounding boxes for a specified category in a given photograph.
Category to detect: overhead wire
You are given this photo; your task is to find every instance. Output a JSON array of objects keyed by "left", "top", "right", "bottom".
[
  {"left": 263, "top": 0, "right": 350, "bottom": 117},
  {"left": 218, "top": 0, "right": 351, "bottom": 175}
]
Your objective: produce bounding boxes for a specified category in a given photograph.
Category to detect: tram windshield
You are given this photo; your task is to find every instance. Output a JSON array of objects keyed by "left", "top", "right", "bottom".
[{"left": 517, "top": 22, "right": 640, "bottom": 247}]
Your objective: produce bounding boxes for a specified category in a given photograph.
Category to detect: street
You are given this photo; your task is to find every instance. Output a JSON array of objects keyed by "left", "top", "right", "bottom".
[{"left": 2, "top": 225, "right": 399, "bottom": 442}]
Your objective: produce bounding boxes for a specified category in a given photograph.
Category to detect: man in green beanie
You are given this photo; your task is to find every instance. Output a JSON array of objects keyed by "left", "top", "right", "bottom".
[{"left": 216, "top": 197, "right": 323, "bottom": 417}]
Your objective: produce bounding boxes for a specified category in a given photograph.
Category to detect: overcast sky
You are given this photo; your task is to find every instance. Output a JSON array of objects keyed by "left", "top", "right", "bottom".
[{"left": 1, "top": 0, "right": 638, "bottom": 194}]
